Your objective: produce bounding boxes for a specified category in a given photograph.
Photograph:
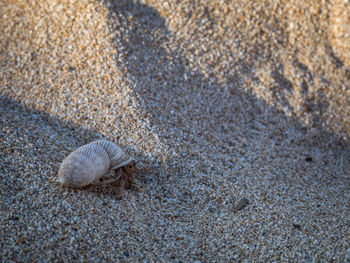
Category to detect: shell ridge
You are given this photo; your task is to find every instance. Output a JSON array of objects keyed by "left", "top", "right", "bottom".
[
  {"left": 95, "top": 139, "right": 133, "bottom": 170},
  {"left": 80, "top": 142, "right": 110, "bottom": 176}
]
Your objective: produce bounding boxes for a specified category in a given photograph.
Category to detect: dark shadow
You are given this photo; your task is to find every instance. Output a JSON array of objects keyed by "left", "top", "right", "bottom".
[
  {"left": 102, "top": 0, "right": 349, "bottom": 178},
  {"left": 270, "top": 62, "right": 330, "bottom": 127}
]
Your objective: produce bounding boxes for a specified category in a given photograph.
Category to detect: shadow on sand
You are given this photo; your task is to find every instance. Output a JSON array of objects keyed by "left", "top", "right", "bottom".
[{"left": 102, "top": 0, "right": 349, "bottom": 178}]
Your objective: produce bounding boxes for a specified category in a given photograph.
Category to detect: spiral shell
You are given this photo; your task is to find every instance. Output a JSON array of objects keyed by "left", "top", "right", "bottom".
[{"left": 58, "top": 140, "right": 133, "bottom": 187}]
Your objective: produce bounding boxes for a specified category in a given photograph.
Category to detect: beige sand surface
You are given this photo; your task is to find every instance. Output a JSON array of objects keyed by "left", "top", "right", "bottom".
[{"left": 1, "top": 0, "right": 349, "bottom": 261}]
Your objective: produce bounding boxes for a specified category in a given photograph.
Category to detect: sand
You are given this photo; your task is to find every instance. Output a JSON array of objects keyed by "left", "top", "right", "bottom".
[{"left": 1, "top": 0, "right": 349, "bottom": 261}]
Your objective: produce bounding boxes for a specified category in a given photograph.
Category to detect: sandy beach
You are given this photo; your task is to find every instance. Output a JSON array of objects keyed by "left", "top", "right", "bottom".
[{"left": 1, "top": 0, "right": 349, "bottom": 261}]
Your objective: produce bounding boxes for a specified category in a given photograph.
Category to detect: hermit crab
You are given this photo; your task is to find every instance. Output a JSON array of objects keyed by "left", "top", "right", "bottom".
[{"left": 58, "top": 139, "right": 139, "bottom": 199}]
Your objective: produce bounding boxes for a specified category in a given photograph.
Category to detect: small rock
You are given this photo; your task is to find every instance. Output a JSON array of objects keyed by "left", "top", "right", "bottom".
[
  {"left": 305, "top": 156, "right": 313, "bottom": 162},
  {"left": 292, "top": 223, "right": 302, "bottom": 230},
  {"left": 233, "top": 197, "right": 250, "bottom": 212}
]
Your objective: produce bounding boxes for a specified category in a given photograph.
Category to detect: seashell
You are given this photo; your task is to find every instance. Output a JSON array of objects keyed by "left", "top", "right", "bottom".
[{"left": 58, "top": 139, "right": 133, "bottom": 187}]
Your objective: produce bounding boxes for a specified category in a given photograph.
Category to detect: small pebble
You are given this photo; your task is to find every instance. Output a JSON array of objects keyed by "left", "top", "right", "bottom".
[
  {"left": 292, "top": 223, "right": 302, "bottom": 231},
  {"left": 305, "top": 156, "right": 313, "bottom": 162},
  {"left": 233, "top": 197, "right": 250, "bottom": 212}
]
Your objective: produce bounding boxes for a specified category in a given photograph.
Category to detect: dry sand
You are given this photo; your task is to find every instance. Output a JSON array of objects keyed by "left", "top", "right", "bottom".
[{"left": 1, "top": 0, "right": 349, "bottom": 261}]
